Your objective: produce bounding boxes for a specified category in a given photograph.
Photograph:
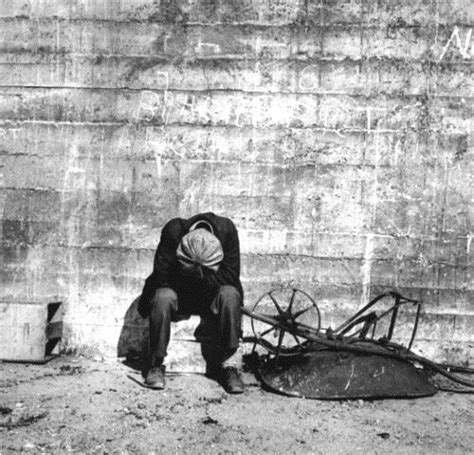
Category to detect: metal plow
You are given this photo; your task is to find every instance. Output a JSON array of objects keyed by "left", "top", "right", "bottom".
[{"left": 242, "top": 288, "right": 474, "bottom": 399}]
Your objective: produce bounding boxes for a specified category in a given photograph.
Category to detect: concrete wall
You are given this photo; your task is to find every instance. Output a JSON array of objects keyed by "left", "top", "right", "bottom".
[{"left": 1, "top": 0, "right": 472, "bottom": 364}]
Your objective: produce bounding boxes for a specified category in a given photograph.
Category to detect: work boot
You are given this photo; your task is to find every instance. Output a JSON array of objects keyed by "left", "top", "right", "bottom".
[
  {"left": 205, "top": 362, "right": 221, "bottom": 380},
  {"left": 220, "top": 367, "right": 245, "bottom": 394},
  {"left": 145, "top": 365, "right": 165, "bottom": 389}
]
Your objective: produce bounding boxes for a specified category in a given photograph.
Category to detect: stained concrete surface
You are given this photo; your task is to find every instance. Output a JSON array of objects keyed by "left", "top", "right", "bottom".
[{"left": 1, "top": 0, "right": 473, "bottom": 362}]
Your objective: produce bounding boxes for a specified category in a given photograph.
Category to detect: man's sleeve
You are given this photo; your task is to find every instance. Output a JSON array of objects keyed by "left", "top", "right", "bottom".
[
  {"left": 138, "top": 220, "right": 179, "bottom": 317},
  {"left": 152, "top": 219, "right": 180, "bottom": 289},
  {"left": 202, "top": 219, "right": 241, "bottom": 294}
]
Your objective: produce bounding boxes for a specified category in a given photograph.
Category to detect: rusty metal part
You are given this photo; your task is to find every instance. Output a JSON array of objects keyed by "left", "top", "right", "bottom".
[
  {"left": 428, "top": 371, "right": 474, "bottom": 393},
  {"left": 244, "top": 306, "right": 474, "bottom": 388},
  {"left": 258, "top": 351, "right": 438, "bottom": 399},
  {"left": 242, "top": 288, "right": 474, "bottom": 390},
  {"left": 333, "top": 291, "right": 422, "bottom": 346}
]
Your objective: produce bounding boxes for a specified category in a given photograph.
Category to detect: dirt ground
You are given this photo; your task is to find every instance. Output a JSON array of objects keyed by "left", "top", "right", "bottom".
[{"left": 1, "top": 355, "right": 473, "bottom": 454}]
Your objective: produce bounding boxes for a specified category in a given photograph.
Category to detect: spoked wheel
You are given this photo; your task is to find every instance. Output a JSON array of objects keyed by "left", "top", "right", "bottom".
[{"left": 250, "top": 288, "right": 321, "bottom": 357}]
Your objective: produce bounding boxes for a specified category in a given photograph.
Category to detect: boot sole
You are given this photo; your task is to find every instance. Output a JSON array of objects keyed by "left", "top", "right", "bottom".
[{"left": 144, "top": 381, "right": 165, "bottom": 390}]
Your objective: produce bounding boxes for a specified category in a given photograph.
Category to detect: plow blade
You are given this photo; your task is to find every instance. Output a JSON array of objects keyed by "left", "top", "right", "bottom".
[{"left": 258, "top": 350, "right": 437, "bottom": 400}]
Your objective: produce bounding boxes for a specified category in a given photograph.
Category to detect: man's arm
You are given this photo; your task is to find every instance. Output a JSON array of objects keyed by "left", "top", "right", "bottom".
[
  {"left": 201, "top": 219, "right": 241, "bottom": 294},
  {"left": 138, "top": 219, "right": 180, "bottom": 317},
  {"left": 152, "top": 219, "right": 181, "bottom": 289}
]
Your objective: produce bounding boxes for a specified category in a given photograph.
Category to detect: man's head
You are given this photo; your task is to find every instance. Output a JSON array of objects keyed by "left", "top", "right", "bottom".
[{"left": 176, "top": 226, "right": 224, "bottom": 278}]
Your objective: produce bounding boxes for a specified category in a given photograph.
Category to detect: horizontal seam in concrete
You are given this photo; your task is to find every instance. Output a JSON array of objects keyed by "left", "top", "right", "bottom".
[
  {"left": 2, "top": 17, "right": 471, "bottom": 28},
  {"left": 0, "top": 243, "right": 364, "bottom": 254},
  {"left": 56, "top": 318, "right": 474, "bottom": 329},
  {"left": 1, "top": 56, "right": 473, "bottom": 70},
  {"left": 1, "top": 84, "right": 472, "bottom": 99},
  {"left": 0, "top": 158, "right": 392, "bottom": 167},
  {"left": 423, "top": 310, "right": 474, "bottom": 316},
  {"left": 0, "top": 121, "right": 470, "bottom": 137},
  {"left": 0, "top": 120, "right": 465, "bottom": 135},
  {"left": 1, "top": 52, "right": 473, "bottom": 67},
  {"left": 1, "top": 53, "right": 472, "bottom": 64}
]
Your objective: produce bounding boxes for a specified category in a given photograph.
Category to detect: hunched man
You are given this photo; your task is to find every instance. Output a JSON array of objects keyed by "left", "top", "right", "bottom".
[{"left": 138, "top": 212, "right": 245, "bottom": 393}]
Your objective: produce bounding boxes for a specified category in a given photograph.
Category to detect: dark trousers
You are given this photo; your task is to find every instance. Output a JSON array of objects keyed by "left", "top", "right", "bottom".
[{"left": 148, "top": 285, "right": 242, "bottom": 368}]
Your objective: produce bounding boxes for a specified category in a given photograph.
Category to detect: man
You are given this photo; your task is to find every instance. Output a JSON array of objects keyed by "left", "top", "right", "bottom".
[{"left": 138, "top": 212, "right": 245, "bottom": 393}]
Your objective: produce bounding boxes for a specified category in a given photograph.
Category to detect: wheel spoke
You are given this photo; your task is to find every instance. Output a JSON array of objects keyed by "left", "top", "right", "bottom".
[
  {"left": 291, "top": 333, "right": 302, "bottom": 348},
  {"left": 276, "top": 329, "right": 286, "bottom": 357},
  {"left": 287, "top": 288, "right": 297, "bottom": 314},
  {"left": 268, "top": 292, "right": 285, "bottom": 315},
  {"left": 293, "top": 305, "right": 314, "bottom": 319},
  {"left": 259, "top": 326, "right": 278, "bottom": 338}
]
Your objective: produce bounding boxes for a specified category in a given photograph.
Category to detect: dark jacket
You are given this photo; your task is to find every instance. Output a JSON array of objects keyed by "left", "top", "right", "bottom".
[{"left": 138, "top": 212, "right": 243, "bottom": 317}]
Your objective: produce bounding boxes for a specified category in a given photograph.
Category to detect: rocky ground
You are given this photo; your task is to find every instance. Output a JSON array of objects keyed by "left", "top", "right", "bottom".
[{"left": 1, "top": 355, "right": 473, "bottom": 454}]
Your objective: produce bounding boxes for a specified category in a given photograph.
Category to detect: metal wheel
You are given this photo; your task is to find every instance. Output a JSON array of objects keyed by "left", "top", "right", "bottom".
[{"left": 250, "top": 287, "right": 321, "bottom": 357}]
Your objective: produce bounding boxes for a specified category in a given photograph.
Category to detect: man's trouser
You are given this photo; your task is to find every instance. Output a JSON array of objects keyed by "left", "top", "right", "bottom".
[{"left": 148, "top": 285, "right": 242, "bottom": 369}]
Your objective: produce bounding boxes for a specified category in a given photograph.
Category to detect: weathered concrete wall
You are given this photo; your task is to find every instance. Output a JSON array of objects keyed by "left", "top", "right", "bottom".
[{"left": 1, "top": 0, "right": 472, "bottom": 364}]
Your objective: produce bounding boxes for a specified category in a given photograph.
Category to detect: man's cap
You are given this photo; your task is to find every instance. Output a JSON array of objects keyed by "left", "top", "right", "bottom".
[{"left": 176, "top": 227, "right": 224, "bottom": 272}]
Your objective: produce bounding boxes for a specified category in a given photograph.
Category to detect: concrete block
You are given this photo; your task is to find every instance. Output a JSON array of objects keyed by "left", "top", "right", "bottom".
[
  {"left": 1, "top": 219, "right": 60, "bottom": 246},
  {"left": 3, "top": 155, "right": 67, "bottom": 190},
  {"left": 2, "top": 219, "right": 29, "bottom": 245},
  {"left": 311, "top": 233, "right": 367, "bottom": 259},
  {"left": 428, "top": 62, "right": 474, "bottom": 98},
  {"left": 418, "top": 288, "right": 474, "bottom": 310},
  {"left": 1, "top": 243, "right": 29, "bottom": 268},
  {"left": 361, "top": 0, "right": 473, "bottom": 26},
  {"left": 362, "top": 26, "right": 432, "bottom": 60},
  {"left": 371, "top": 60, "right": 429, "bottom": 96},
  {"left": 0, "top": 123, "right": 111, "bottom": 160},
  {"left": 75, "top": 246, "right": 141, "bottom": 280},
  {"left": 104, "top": 225, "right": 161, "bottom": 251},
  {"left": 75, "top": 273, "right": 143, "bottom": 301},
  {"left": 321, "top": 26, "right": 363, "bottom": 59},
  {"left": 372, "top": 258, "right": 465, "bottom": 292},
  {"left": 242, "top": 254, "right": 362, "bottom": 287},
  {"left": 417, "top": 312, "right": 457, "bottom": 341},
  {"left": 0, "top": 0, "right": 127, "bottom": 20},
  {"left": 59, "top": 188, "right": 97, "bottom": 223},
  {"left": 178, "top": 193, "right": 293, "bottom": 231},
  {"left": 293, "top": 130, "right": 366, "bottom": 165},
  {"left": 224, "top": 0, "right": 303, "bottom": 25},
  {"left": 178, "top": 161, "right": 293, "bottom": 198},
  {"left": 371, "top": 235, "right": 420, "bottom": 260},
  {"left": 453, "top": 314, "right": 474, "bottom": 342},
  {"left": 308, "top": 0, "right": 362, "bottom": 25},
  {"left": 417, "top": 237, "right": 471, "bottom": 266},
  {"left": 239, "top": 230, "right": 312, "bottom": 256},
  {"left": 128, "top": 189, "right": 180, "bottom": 225},
  {"left": 413, "top": 340, "right": 473, "bottom": 366},
  {"left": 1, "top": 266, "right": 69, "bottom": 302},
  {"left": 117, "top": 0, "right": 304, "bottom": 25},
  {"left": 140, "top": 124, "right": 294, "bottom": 163},
  {"left": 2, "top": 189, "right": 60, "bottom": 223},
  {"left": 371, "top": 200, "right": 427, "bottom": 237}
]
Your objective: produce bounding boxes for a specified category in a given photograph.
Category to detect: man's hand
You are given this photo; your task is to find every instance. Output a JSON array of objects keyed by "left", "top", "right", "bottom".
[{"left": 179, "top": 262, "right": 204, "bottom": 281}]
